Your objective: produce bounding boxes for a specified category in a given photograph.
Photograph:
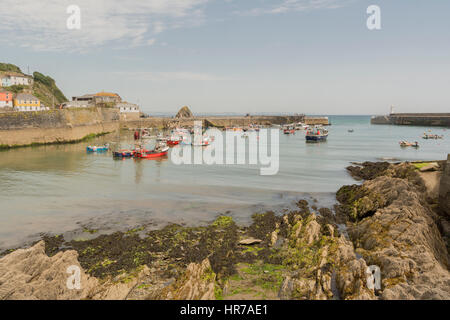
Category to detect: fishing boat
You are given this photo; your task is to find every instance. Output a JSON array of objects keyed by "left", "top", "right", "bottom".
[
  {"left": 167, "top": 139, "right": 180, "bottom": 146},
  {"left": 348, "top": 129, "right": 354, "bottom": 133},
  {"left": 399, "top": 141, "right": 419, "bottom": 148},
  {"left": 87, "top": 144, "right": 109, "bottom": 152},
  {"left": 305, "top": 127, "right": 328, "bottom": 142},
  {"left": 422, "top": 133, "right": 443, "bottom": 140},
  {"left": 166, "top": 134, "right": 182, "bottom": 146},
  {"left": 283, "top": 128, "right": 295, "bottom": 135},
  {"left": 135, "top": 145, "right": 169, "bottom": 159},
  {"left": 113, "top": 149, "right": 134, "bottom": 158}
]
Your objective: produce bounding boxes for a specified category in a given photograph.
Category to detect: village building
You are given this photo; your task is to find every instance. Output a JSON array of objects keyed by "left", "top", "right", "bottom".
[
  {"left": 0, "top": 90, "right": 13, "bottom": 108},
  {"left": 61, "top": 100, "right": 92, "bottom": 108},
  {"left": 72, "top": 92, "right": 122, "bottom": 106},
  {"left": 116, "top": 102, "right": 140, "bottom": 113},
  {"left": 72, "top": 94, "right": 95, "bottom": 103},
  {"left": 0, "top": 72, "right": 33, "bottom": 87},
  {"left": 93, "top": 92, "right": 122, "bottom": 105},
  {"left": 116, "top": 102, "right": 140, "bottom": 120},
  {"left": 14, "top": 93, "right": 47, "bottom": 112}
]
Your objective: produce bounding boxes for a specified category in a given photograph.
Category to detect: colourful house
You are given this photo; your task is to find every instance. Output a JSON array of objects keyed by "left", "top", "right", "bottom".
[
  {"left": 0, "top": 90, "right": 13, "bottom": 108},
  {"left": 14, "top": 93, "right": 44, "bottom": 111}
]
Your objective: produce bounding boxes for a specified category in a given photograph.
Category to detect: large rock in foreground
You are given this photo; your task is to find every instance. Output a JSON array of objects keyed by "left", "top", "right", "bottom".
[
  {"left": 0, "top": 241, "right": 145, "bottom": 300},
  {"left": 337, "top": 163, "right": 450, "bottom": 299}
]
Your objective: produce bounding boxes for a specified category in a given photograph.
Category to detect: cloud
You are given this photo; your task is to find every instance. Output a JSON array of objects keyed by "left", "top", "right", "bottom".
[
  {"left": 235, "top": 0, "right": 353, "bottom": 16},
  {"left": 0, "top": 0, "right": 209, "bottom": 52}
]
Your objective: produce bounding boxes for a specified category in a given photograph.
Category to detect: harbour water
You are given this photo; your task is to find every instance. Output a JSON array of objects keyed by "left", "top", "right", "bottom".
[{"left": 0, "top": 115, "right": 448, "bottom": 250}]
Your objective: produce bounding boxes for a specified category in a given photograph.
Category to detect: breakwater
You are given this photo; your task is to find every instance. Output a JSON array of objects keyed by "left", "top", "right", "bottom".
[
  {"left": 120, "top": 114, "right": 327, "bottom": 130},
  {"left": 371, "top": 113, "right": 450, "bottom": 127},
  {"left": 0, "top": 107, "right": 119, "bottom": 148},
  {"left": 0, "top": 111, "right": 328, "bottom": 148}
]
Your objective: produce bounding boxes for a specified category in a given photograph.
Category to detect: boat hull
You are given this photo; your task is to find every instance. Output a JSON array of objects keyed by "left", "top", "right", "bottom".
[
  {"left": 136, "top": 151, "right": 168, "bottom": 159},
  {"left": 167, "top": 140, "right": 180, "bottom": 146},
  {"left": 87, "top": 147, "right": 108, "bottom": 152},
  {"left": 113, "top": 151, "right": 134, "bottom": 158},
  {"left": 305, "top": 135, "right": 328, "bottom": 142}
]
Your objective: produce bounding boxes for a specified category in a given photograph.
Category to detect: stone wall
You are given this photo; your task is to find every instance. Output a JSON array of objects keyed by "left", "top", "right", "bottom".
[
  {"left": 439, "top": 154, "right": 450, "bottom": 217},
  {"left": 121, "top": 115, "right": 309, "bottom": 130},
  {"left": 371, "top": 114, "right": 450, "bottom": 127},
  {"left": 0, "top": 107, "right": 120, "bottom": 147}
]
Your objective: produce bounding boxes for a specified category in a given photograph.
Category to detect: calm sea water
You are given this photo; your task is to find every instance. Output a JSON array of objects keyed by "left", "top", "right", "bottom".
[{"left": 0, "top": 116, "right": 448, "bottom": 249}]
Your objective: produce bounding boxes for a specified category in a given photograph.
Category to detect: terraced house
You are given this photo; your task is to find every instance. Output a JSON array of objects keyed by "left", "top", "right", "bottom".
[
  {"left": 0, "top": 90, "right": 13, "bottom": 108},
  {"left": 14, "top": 93, "right": 47, "bottom": 112},
  {"left": 0, "top": 72, "right": 33, "bottom": 87}
]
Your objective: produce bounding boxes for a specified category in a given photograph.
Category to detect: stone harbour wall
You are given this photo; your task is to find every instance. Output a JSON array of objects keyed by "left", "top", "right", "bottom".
[{"left": 0, "top": 107, "right": 120, "bottom": 148}]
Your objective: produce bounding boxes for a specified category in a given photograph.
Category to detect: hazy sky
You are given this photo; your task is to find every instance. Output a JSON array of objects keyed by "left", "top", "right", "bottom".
[{"left": 1, "top": 0, "right": 449, "bottom": 114}]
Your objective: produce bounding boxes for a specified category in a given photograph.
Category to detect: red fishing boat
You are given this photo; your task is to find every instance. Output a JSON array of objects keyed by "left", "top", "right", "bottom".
[
  {"left": 135, "top": 145, "right": 169, "bottom": 159},
  {"left": 167, "top": 139, "right": 180, "bottom": 146}
]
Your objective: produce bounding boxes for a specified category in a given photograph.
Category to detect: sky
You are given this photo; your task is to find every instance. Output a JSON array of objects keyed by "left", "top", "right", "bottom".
[{"left": 0, "top": 0, "right": 449, "bottom": 115}]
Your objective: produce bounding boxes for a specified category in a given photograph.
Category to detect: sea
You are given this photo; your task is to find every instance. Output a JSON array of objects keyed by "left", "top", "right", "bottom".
[{"left": 0, "top": 115, "right": 448, "bottom": 250}]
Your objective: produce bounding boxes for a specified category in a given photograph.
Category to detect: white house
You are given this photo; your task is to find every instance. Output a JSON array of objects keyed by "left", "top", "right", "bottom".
[
  {"left": 1, "top": 72, "right": 33, "bottom": 87},
  {"left": 116, "top": 102, "right": 140, "bottom": 113}
]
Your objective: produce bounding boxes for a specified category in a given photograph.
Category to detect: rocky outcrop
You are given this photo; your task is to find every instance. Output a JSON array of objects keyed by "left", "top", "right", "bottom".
[
  {"left": 276, "top": 214, "right": 374, "bottom": 300},
  {"left": 338, "top": 163, "right": 450, "bottom": 299},
  {"left": 439, "top": 155, "right": 450, "bottom": 217},
  {"left": 175, "top": 106, "right": 193, "bottom": 118},
  {"left": 150, "top": 259, "right": 216, "bottom": 300},
  {"left": 0, "top": 241, "right": 149, "bottom": 300}
]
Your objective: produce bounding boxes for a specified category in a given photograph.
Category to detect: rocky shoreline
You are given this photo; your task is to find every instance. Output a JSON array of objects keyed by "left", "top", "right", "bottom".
[{"left": 0, "top": 160, "right": 449, "bottom": 300}]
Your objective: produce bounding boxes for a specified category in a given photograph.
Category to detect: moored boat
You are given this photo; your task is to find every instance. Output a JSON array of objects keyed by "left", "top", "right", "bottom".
[
  {"left": 305, "top": 127, "right": 328, "bottom": 142},
  {"left": 87, "top": 144, "right": 109, "bottom": 152},
  {"left": 113, "top": 149, "right": 134, "bottom": 158},
  {"left": 135, "top": 145, "right": 169, "bottom": 159},
  {"left": 422, "top": 133, "right": 443, "bottom": 140},
  {"left": 399, "top": 141, "right": 419, "bottom": 148}
]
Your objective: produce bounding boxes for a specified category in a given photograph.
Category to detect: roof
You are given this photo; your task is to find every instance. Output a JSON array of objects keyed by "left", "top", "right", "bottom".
[
  {"left": 15, "top": 93, "right": 40, "bottom": 101},
  {"left": 0, "top": 72, "right": 30, "bottom": 78},
  {"left": 95, "top": 92, "right": 120, "bottom": 97},
  {"left": 74, "top": 94, "right": 95, "bottom": 98}
]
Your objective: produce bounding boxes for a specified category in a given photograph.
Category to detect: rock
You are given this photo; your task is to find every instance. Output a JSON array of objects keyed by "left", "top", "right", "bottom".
[
  {"left": 270, "top": 230, "right": 278, "bottom": 247},
  {"left": 303, "top": 218, "right": 321, "bottom": 245},
  {"left": 176, "top": 106, "right": 193, "bottom": 118},
  {"left": 419, "top": 162, "right": 439, "bottom": 172},
  {"left": 238, "top": 238, "right": 263, "bottom": 245},
  {"left": 152, "top": 259, "right": 216, "bottom": 300},
  {"left": 344, "top": 164, "right": 450, "bottom": 299},
  {"left": 0, "top": 241, "right": 151, "bottom": 300},
  {"left": 439, "top": 155, "right": 450, "bottom": 218},
  {"left": 346, "top": 162, "right": 391, "bottom": 180},
  {"left": 0, "top": 241, "right": 98, "bottom": 300}
]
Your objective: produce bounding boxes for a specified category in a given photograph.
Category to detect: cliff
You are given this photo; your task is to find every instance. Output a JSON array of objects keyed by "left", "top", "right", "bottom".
[{"left": 0, "top": 63, "right": 67, "bottom": 108}]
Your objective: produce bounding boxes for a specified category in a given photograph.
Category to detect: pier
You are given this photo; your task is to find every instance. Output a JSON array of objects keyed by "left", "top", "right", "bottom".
[{"left": 371, "top": 113, "right": 450, "bottom": 127}]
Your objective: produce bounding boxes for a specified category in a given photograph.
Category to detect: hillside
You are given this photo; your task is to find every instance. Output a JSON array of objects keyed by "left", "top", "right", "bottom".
[{"left": 0, "top": 63, "right": 67, "bottom": 108}]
